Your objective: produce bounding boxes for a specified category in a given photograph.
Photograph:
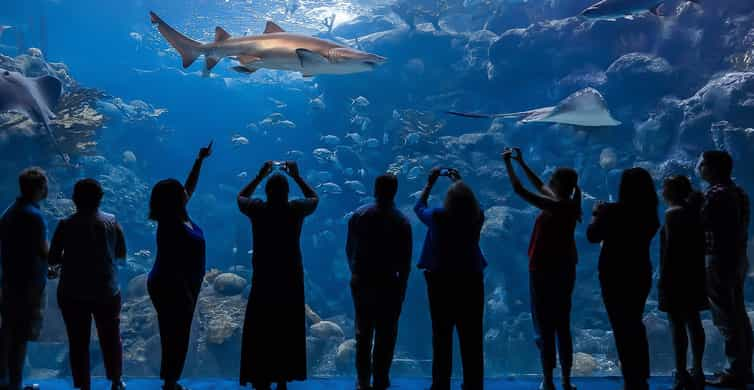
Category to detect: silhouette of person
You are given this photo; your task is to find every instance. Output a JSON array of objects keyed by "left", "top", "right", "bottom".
[
  {"left": 415, "top": 168, "right": 486, "bottom": 390},
  {"left": 587, "top": 167, "right": 659, "bottom": 390},
  {"left": 147, "top": 142, "right": 212, "bottom": 390},
  {"left": 48, "top": 179, "right": 127, "bottom": 390},
  {"left": 237, "top": 161, "right": 319, "bottom": 390},
  {"left": 502, "top": 148, "right": 581, "bottom": 390},
  {"left": 0, "top": 167, "right": 49, "bottom": 390},
  {"left": 346, "top": 174, "right": 412, "bottom": 390},
  {"left": 658, "top": 175, "right": 707, "bottom": 390},
  {"left": 697, "top": 150, "right": 753, "bottom": 387}
]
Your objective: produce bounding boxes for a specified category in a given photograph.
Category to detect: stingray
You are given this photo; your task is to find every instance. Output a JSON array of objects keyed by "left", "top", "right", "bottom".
[
  {"left": 448, "top": 88, "right": 622, "bottom": 127},
  {"left": 0, "top": 69, "right": 68, "bottom": 163}
]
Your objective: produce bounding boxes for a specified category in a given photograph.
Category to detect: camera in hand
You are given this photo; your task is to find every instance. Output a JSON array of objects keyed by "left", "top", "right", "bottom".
[
  {"left": 439, "top": 168, "right": 452, "bottom": 176},
  {"left": 272, "top": 161, "right": 287, "bottom": 169}
]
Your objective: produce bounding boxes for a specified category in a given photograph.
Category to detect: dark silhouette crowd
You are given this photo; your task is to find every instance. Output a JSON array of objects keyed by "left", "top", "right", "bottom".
[{"left": 0, "top": 146, "right": 751, "bottom": 390}]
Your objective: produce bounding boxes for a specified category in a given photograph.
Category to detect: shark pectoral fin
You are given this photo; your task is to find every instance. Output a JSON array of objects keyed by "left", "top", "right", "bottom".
[
  {"left": 215, "top": 26, "right": 231, "bottom": 42},
  {"left": 32, "top": 75, "right": 62, "bottom": 111},
  {"left": 206, "top": 56, "right": 221, "bottom": 71},
  {"left": 237, "top": 55, "right": 262, "bottom": 65},
  {"left": 295, "top": 48, "right": 328, "bottom": 68},
  {"left": 264, "top": 21, "right": 285, "bottom": 34},
  {"left": 232, "top": 66, "right": 258, "bottom": 75}
]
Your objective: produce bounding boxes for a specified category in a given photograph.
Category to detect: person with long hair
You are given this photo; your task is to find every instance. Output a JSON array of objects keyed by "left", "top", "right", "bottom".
[
  {"left": 49, "top": 179, "right": 127, "bottom": 390},
  {"left": 587, "top": 167, "right": 659, "bottom": 390},
  {"left": 237, "top": 161, "right": 318, "bottom": 390},
  {"left": 502, "top": 148, "right": 581, "bottom": 390},
  {"left": 414, "top": 168, "right": 486, "bottom": 390},
  {"left": 147, "top": 142, "right": 212, "bottom": 390},
  {"left": 697, "top": 151, "right": 753, "bottom": 387},
  {"left": 658, "top": 175, "right": 707, "bottom": 390}
]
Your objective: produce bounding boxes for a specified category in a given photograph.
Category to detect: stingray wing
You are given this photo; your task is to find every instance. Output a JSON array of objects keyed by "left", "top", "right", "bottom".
[{"left": 529, "top": 88, "right": 621, "bottom": 127}]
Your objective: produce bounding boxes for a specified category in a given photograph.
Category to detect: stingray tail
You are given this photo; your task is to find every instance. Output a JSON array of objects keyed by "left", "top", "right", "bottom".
[
  {"left": 150, "top": 11, "right": 205, "bottom": 68},
  {"left": 446, "top": 110, "right": 531, "bottom": 119},
  {"left": 42, "top": 122, "right": 71, "bottom": 166}
]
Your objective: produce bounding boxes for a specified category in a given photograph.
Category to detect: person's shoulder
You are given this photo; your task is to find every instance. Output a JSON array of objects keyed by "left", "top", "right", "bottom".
[{"left": 98, "top": 211, "right": 117, "bottom": 222}]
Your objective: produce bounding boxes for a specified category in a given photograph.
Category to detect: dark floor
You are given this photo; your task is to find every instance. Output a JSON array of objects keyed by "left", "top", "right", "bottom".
[{"left": 24, "top": 377, "right": 754, "bottom": 390}]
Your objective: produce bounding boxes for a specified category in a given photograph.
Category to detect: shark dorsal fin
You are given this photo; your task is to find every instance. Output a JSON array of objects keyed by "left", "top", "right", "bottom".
[
  {"left": 215, "top": 27, "right": 231, "bottom": 42},
  {"left": 32, "top": 75, "right": 62, "bottom": 111},
  {"left": 264, "top": 21, "right": 285, "bottom": 34}
]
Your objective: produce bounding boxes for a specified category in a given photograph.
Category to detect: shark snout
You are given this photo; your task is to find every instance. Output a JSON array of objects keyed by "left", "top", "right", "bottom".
[{"left": 363, "top": 54, "right": 387, "bottom": 67}]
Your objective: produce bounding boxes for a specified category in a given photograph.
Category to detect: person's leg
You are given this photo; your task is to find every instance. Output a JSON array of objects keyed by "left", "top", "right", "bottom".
[
  {"left": 0, "top": 302, "right": 11, "bottom": 388},
  {"left": 150, "top": 282, "right": 192, "bottom": 389},
  {"left": 629, "top": 281, "right": 652, "bottom": 389},
  {"left": 59, "top": 295, "right": 93, "bottom": 390},
  {"left": 6, "top": 338, "right": 27, "bottom": 390},
  {"left": 351, "top": 280, "right": 376, "bottom": 390},
  {"left": 732, "top": 268, "right": 753, "bottom": 378},
  {"left": 602, "top": 281, "right": 638, "bottom": 388},
  {"left": 707, "top": 264, "right": 742, "bottom": 378},
  {"left": 92, "top": 294, "right": 124, "bottom": 388},
  {"left": 668, "top": 312, "right": 689, "bottom": 374},
  {"left": 530, "top": 272, "right": 556, "bottom": 389},
  {"left": 686, "top": 310, "right": 706, "bottom": 387},
  {"left": 556, "top": 268, "right": 576, "bottom": 389},
  {"left": 457, "top": 274, "right": 484, "bottom": 390},
  {"left": 372, "top": 283, "right": 403, "bottom": 390},
  {"left": 426, "top": 272, "right": 453, "bottom": 390}
]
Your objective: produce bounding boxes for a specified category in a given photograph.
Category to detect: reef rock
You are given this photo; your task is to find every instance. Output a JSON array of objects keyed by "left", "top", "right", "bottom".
[
  {"left": 334, "top": 339, "right": 357, "bottom": 372},
  {"left": 572, "top": 352, "right": 598, "bottom": 377},
  {"left": 606, "top": 53, "right": 675, "bottom": 101},
  {"left": 310, "top": 320, "right": 345, "bottom": 340},
  {"left": 213, "top": 273, "right": 247, "bottom": 296}
]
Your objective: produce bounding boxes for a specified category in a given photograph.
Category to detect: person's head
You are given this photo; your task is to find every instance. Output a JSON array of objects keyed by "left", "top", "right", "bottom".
[
  {"left": 697, "top": 150, "right": 733, "bottom": 183},
  {"left": 618, "top": 167, "right": 658, "bottom": 211},
  {"left": 549, "top": 168, "right": 578, "bottom": 199},
  {"left": 265, "top": 173, "right": 290, "bottom": 204},
  {"left": 374, "top": 174, "right": 398, "bottom": 206},
  {"left": 443, "top": 181, "right": 481, "bottom": 222},
  {"left": 149, "top": 179, "right": 189, "bottom": 223},
  {"left": 72, "top": 178, "right": 104, "bottom": 212},
  {"left": 19, "top": 167, "right": 48, "bottom": 202},
  {"left": 662, "top": 175, "right": 693, "bottom": 206}
]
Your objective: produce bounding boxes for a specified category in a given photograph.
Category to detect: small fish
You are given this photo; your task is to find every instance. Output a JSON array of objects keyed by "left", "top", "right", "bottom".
[
  {"left": 345, "top": 180, "right": 367, "bottom": 195},
  {"left": 404, "top": 132, "right": 421, "bottom": 145},
  {"left": 310, "top": 96, "right": 326, "bottom": 110},
  {"left": 122, "top": 150, "right": 137, "bottom": 164},
  {"left": 318, "top": 182, "right": 343, "bottom": 195},
  {"left": 345, "top": 132, "right": 363, "bottom": 144},
  {"left": 407, "top": 166, "right": 423, "bottom": 180},
  {"left": 351, "top": 96, "right": 370, "bottom": 107},
  {"left": 268, "top": 97, "right": 287, "bottom": 108},
  {"left": 237, "top": 171, "right": 248, "bottom": 179},
  {"left": 321, "top": 135, "right": 340, "bottom": 145},
  {"left": 129, "top": 32, "right": 143, "bottom": 42},
  {"left": 312, "top": 148, "right": 334, "bottom": 162},
  {"left": 277, "top": 120, "right": 296, "bottom": 128},
  {"left": 365, "top": 138, "right": 380, "bottom": 148},
  {"left": 232, "top": 134, "right": 250, "bottom": 145},
  {"left": 286, "top": 150, "right": 305, "bottom": 159}
]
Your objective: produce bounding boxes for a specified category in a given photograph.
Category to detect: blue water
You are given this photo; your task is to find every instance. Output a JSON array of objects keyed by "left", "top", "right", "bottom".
[{"left": 2, "top": 0, "right": 754, "bottom": 384}]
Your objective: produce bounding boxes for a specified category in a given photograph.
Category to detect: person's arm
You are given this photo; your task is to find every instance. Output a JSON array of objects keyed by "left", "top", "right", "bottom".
[
  {"left": 586, "top": 202, "right": 609, "bottom": 243},
  {"left": 502, "top": 150, "right": 559, "bottom": 211},
  {"left": 346, "top": 212, "right": 358, "bottom": 272},
  {"left": 238, "top": 161, "right": 273, "bottom": 213},
  {"left": 399, "top": 220, "right": 413, "bottom": 284},
  {"left": 114, "top": 221, "right": 127, "bottom": 261},
  {"left": 285, "top": 161, "right": 319, "bottom": 215},
  {"left": 512, "top": 148, "right": 556, "bottom": 197},
  {"left": 184, "top": 141, "right": 213, "bottom": 201},
  {"left": 48, "top": 220, "right": 64, "bottom": 266},
  {"left": 415, "top": 168, "right": 442, "bottom": 225},
  {"left": 573, "top": 185, "right": 583, "bottom": 222}
]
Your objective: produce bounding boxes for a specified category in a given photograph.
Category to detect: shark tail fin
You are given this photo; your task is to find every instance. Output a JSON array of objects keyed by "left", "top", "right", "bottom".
[{"left": 150, "top": 11, "right": 204, "bottom": 68}]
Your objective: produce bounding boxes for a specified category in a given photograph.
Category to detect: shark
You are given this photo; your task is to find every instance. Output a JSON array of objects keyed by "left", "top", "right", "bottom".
[
  {"left": 0, "top": 69, "right": 68, "bottom": 162},
  {"left": 0, "top": 26, "right": 12, "bottom": 40},
  {"left": 447, "top": 88, "right": 622, "bottom": 127},
  {"left": 149, "top": 11, "right": 387, "bottom": 77},
  {"left": 580, "top": 0, "right": 699, "bottom": 20}
]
